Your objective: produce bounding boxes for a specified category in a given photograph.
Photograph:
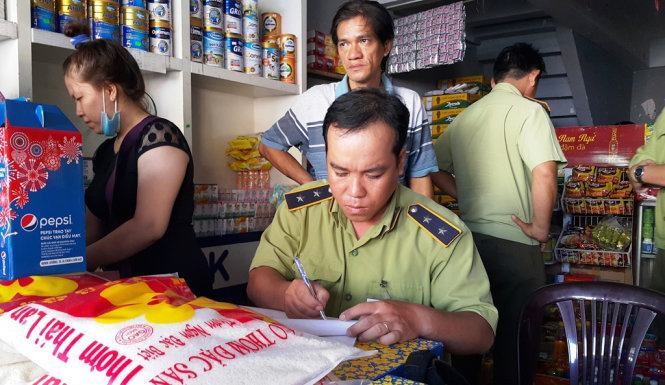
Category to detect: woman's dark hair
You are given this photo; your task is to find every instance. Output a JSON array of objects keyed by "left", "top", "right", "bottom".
[
  {"left": 493, "top": 42, "right": 546, "bottom": 83},
  {"left": 323, "top": 88, "right": 408, "bottom": 158},
  {"left": 62, "top": 23, "right": 145, "bottom": 104},
  {"left": 331, "top": 0, "right": 394, "bottom": 71}
]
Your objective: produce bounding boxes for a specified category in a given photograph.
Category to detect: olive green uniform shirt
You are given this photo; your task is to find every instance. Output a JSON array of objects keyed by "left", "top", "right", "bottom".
[
  {"left": 630, "top": 108, "right": 665, "bottom": 249},
  {"left": 250, "top": 181, "right": 498, "bottom": 332},
  {"left": 434, "top": 82, "right": 567, "bottom": 245}
]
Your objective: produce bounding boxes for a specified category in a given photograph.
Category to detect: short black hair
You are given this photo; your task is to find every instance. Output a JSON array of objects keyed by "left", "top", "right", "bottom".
[
  {"left": 493, "top": 43, "right": 546, "bottom": 83},
  {"left": 331, "top": 0, "right": 394, "bottom": 71},
  {"left": 323, "top": 88, "right": 408, "bottom": 158}
]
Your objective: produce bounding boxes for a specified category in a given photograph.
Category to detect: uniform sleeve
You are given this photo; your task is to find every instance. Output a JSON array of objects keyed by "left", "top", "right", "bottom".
[
  {"left": 405, "top": 103, "right": 439, "bottom": 178},
  {"left": 260, "top": 94, "right": 311, "bottom": 152},
  {"left": 434, "top": 125, "right": 454, "bottom": 173},
  {"left": 630, "top": 108, "right": 665, "bottom": 166},
  {"left": 249, "top": 202, "right": 300, "bottom": 280},
  {"left": 430, "top": 230, "right": 498, "bottom": 332},
  {"left": 517, "top": 106, "right": 567, "bottom": 171}
]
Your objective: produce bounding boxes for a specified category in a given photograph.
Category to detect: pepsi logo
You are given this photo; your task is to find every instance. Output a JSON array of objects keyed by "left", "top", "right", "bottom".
[{"left": 21, "top": 214, "right": 38, "bottom": 232}]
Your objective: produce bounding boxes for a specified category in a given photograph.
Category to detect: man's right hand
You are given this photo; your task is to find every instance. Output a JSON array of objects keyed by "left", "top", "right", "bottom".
[
  {"left": 511, "top": 215, "right": 549, "bottom": 243},
  {"left": 283, "top": 279, "right": 330, "bottom": 319}
]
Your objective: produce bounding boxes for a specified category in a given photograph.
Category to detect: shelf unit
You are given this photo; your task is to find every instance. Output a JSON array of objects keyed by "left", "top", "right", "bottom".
[
  {"left": 0, "top": 0, "right": 306, "bottom": 188},
  {"left": 307, "top": 69, "right": 344, "bottom": 81},
  {"left": 634, "top": 199, "right": 657, "bottom": 286}
]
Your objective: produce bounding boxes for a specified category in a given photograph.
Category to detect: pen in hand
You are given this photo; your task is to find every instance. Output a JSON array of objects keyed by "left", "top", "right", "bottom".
[{"left": 293, "top": 256, "right": 328, "bottom": 320}]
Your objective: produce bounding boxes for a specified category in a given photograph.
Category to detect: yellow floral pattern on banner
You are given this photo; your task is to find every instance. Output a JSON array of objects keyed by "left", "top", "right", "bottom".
[
  {"left": 0, "top": 276, "right": 78, "bottom": 303},
  {"left": 94, "top": 282, "right": 240, "bottom": 324}
]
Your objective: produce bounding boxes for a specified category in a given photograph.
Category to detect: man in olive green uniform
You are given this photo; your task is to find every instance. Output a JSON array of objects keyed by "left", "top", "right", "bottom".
[
  {"left": 629, "top": 109, "right": 665, "bottom": 293},
  {"left": 248, "top": 88, "right": 497, "bottom": 354},
  {"left": 432, "top": 43, "right": 566, "bottom": 384}
]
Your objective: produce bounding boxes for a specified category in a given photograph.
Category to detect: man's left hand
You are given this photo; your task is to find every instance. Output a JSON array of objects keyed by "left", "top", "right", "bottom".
[
  {"left": 628, "top": 160, "right": 655, "bottom": 190},
  {"left": 339, "top": 300, "right": 420, "bottom": 345}
]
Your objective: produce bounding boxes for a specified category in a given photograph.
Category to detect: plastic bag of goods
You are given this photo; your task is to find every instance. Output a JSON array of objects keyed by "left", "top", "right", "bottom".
[{"left": 0, "top": 276, "right": 372, "bottom": 385}]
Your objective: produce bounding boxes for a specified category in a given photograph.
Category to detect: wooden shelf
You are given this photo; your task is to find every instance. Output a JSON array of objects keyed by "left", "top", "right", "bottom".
[
  {"left": 308, "top": 69, "right": 344, "bottom": 81},
  {"left": 0, "top": 19, "right": 17, "bottom": 41}
]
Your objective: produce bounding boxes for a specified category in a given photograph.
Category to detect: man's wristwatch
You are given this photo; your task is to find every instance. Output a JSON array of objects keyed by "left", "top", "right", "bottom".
[{"left": 634, "top": 165, "right": 645, "bottom": 184}]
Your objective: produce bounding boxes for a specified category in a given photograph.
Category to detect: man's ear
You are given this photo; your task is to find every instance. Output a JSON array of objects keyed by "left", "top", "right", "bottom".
[{"left": 528, "top": 69, "right": 541, "bottom": 88}]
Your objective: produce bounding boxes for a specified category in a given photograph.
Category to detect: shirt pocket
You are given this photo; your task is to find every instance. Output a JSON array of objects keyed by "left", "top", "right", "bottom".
[
  {"left": 367, "top": 280, "right": 424, "bottom": 305},
  {"left": 293, "top": 259, "right": 342, "bottom": 292}
]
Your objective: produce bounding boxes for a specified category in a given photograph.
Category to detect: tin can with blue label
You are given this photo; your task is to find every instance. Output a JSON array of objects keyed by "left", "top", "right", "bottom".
[
  {"left": 190, "top": 0, "right": 203, "bottom": 19},
  {"left": 242, "top": 14, "right": 258, "bottom": 43},
  {"left": 90, "top": 0, "right": 120, "bottom": 42},
  {"left": 58, "top": 0, "right": 86, "bottom": 33},
  {"left": 204, "top": 0, "right": 223, "bottom": 29},
  {"left": 203, "top": 26, "right": 224, "bottom": 67},
  {"left": 121, "top": 6, "right": 149, "bottom": 51},
  {"left": 241, "top": 0, "right": 257, "bottom": 17},
  {"left": 243, "top": 41, "right": 261, "bottom": 75},
  {"left": 148, "top": 0, "right": 170, "bottom": 22},
  {"left": 150, "top": 19, "right": 171, "bottom": 56},
  {"left": 262, "top": 41, "right": 279, "bottom": 80},
  {"left": 225, "top": 33, "right": 243, "bottom": 72},
  {"left": 32, "top": 0, "right": 57, "bottom": 31},
  {"left": 278, "top": 33, "right": 296, "bottom": 58},
  {"left": 191, "top": 17, "right": 204, "bottom": 62},
  {"left": 224, "top": 0, "right": 242, "bottom": 35},
  {"left": 122, "top": 0, "right": 147, "bottom": 8}
]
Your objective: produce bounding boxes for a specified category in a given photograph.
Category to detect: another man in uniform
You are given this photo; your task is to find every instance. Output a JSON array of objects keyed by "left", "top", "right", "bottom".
[
  {"left": 630, "top": 109, "right": 665, "bottom": 295},
  {"left": 432, "top": 43, "right": 567, "bottom": 383},
  {"left": 259, "top": 0, "right": 437, "bottom": 198},
  {"left": 248, "top": 89, "right": 496, "bottom": 354}
]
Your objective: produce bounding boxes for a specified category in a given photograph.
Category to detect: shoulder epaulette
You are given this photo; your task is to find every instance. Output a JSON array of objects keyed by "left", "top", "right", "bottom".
[
  {"left": 524, "top": 96, "right": 551, "bottom": 114},
  {"left": 284, "top": 184, "right": 333, "bottom": 211},
  {"left": 407, "top": 204, "right": 462, "bottom": 247}
]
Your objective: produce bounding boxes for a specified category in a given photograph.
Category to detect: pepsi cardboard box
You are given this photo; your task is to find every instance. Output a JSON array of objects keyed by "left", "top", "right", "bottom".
[{"left": 0, "top": 98, "right": 85, "bottom": 280}]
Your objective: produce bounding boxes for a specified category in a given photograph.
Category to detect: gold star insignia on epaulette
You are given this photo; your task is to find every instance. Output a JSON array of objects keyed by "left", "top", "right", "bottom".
[
  {"left": 524, "top": 96, "right": 551, "bottom": 114},
  {"left": 407, "top": 204, "right": 462, "bottom": 247},
  {"left": 285, "top": 184, "right": 333, "bottom": 211}
]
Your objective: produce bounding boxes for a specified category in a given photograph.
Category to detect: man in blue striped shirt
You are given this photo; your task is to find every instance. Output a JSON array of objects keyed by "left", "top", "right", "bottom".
[{"left": 259, "top": 0, "right": 438, "bottom": 197}]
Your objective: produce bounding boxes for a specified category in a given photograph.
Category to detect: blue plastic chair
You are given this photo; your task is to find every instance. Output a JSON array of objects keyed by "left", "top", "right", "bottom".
[{"left": 518, "top": 282, "right": 665, "bottom": 385}]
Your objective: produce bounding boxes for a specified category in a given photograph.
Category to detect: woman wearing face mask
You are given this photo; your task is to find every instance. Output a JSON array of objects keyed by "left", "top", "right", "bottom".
[{"left": 62, "top": 24, "right": 212, "bottom": 296}]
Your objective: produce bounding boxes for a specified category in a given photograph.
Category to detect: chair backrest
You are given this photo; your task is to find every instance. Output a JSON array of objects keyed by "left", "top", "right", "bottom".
[{"left": 518, "top": 282, "right": 665, "bottom": 385}]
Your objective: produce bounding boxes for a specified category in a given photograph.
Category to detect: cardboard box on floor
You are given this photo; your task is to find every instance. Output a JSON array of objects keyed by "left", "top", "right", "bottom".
[{"left": 569, "top": 265, "right": 633, "bottom": 285}]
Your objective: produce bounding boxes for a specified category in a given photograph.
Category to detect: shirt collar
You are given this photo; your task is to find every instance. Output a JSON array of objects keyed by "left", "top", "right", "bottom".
[
  {"left": 329, "top": 184, "right": 402, "bottom": 239},
  {"left": 334, "top": 74, "right": 395, "bottom": 99},
  {"left": 493, "top": 82, "right": 523, "bottom": 97}
]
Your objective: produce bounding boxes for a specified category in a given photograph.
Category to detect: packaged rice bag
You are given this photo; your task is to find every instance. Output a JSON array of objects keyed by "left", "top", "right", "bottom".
[
  {"left": 595, "top": 167, "right": 622, "bottom": 184},
  {"left": 0, "top": 276, "right": 371, "bottom": 385},
  {"left": 571, "top": 165, "right": 595, "bottom": 182},
  {"left": 0, "top": 273, "right": 107, "bottom": 314}
]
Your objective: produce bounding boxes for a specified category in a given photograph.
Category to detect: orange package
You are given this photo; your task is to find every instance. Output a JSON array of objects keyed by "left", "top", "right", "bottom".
[
  {"left": 586, "top": 181, "right": 612, "bottom": 198},
  {"left": 571, "top": 165, "right": 596, "bottom": 182},
  {"left": 596, "top": 167, "right": 622, "bottom": 183},
  {"left": 565, "top": 181, "right": 585, "bottom": 198},
  {"left": 609, "top": 181, "right": 633, "bottom": 199}
]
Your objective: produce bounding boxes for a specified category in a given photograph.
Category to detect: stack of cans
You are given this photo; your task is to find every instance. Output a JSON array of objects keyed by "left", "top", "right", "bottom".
[
  {"left": 278, "top": 33, "right": 296, "bottom": 84},
  {"left": 242, "top": 0, "right": 260, "bottom": 75},
  {"left": 89, "top": 0, "right": 120, "bottom": 42},
  {"left": 148, "top": 0, "right": 171, "bottom": 55},
  {"left": 190, "top": 0, "right": 203, "bottom": 62},
  {"left": 32, "top": 0, "right": 57, "bottom": 32},
  {"left": 203, "top": 0, "right": 224, "bottom": 67},
  {"left": 58, "top": 0, "right": 86, "bottom": 33},
  {"left": 224, "top": 0, "right": 243, "bottom": 72},
  {"left": 120, "top": 1, "right": 149, "bottom": 51}
]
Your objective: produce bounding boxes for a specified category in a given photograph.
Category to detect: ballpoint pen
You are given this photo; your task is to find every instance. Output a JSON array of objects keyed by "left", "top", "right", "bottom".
[{"left": 293, "top": 256, "right": 327, "bottom": 320}]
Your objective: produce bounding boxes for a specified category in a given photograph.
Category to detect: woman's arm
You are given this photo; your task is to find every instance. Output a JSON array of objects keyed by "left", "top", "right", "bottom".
[{"left": 86, "top": 146, "right": 188, "bottom": 269}]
